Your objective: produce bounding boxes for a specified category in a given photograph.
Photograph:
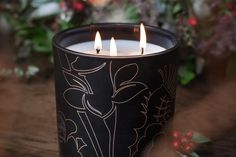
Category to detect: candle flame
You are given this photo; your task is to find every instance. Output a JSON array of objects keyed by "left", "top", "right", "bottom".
[
  {"left": 110, "top": 37, "right": 117, "bottom": 56},
  {"left": 94, "top": 31, "right": 102, "bottom": 52},
  {"left": 140, "top": 23, "right": 146, "bottom": 54}
]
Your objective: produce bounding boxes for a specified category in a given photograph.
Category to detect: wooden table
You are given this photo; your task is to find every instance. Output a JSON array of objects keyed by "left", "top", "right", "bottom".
[{"left": 0, "top": 78, "right": 235, "bottom": 157}]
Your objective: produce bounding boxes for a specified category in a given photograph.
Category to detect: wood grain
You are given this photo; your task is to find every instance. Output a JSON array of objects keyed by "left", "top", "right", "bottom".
[
  {"left": 0, "top": 80, "right": 58, "bottom": 157},
  {"left": 0, "top": 78, "right": 235, "bottom": 157}
]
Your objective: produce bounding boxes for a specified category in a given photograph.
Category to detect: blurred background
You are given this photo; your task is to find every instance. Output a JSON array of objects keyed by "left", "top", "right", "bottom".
[
  {"left": 0, "top": 0, "right": 236, "bottom": 83},
  {"left": 0, "top": 0, "right": 236, "bottom": 157}
]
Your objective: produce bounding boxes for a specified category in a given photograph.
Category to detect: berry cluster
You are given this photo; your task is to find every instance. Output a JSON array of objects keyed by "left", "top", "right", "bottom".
[{"left": 172, "top": 130, "right": 195, "bottom": 153}]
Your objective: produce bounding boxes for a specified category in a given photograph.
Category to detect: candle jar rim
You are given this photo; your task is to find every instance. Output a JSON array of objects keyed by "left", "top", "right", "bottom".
[{"left": 52, "top": 23, "right": 180, "bottom": 59}]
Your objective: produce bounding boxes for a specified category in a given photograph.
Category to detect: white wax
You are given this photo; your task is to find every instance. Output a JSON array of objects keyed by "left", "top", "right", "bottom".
[{"left": 66, "top": 40, "right": 166, "bottom": 56}]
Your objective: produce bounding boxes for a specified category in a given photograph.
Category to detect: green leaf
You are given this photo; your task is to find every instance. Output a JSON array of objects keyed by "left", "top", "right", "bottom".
[
  {"left": 30, "top": 28, "right": 52, "bottom": 53},
  {"left": 176, "top": 151, "right": 187, "bottom": 157},
  {"left": 192, "top": 132, "right": 211, "bottom": 144},
  {"left": 32, "top": 38, "right": 51, "bottom": 52},
  {"left": 16, "top": 28, "right": 30, "bottom": 37},
  {"left": 126, "top": 5, "right": 140, "bottom": 22},
  {"left": 178, "top": 66, "right": 196, "bottom": 85},
  {"left": 191, "top": 152, "right": 200, "bottom": 157},
  {"left": 60, "top": 20, "right": 74, "bottom": 30},
  {"left": 172, "top": 3, "right": 181, "bottom": 14}
]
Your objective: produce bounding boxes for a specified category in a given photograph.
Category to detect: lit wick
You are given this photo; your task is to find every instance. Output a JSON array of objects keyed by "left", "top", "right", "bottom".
[
  {"left": 110, "top": 37, "right": 117, "bottom": 56},
  {"left": 140, "top": 23, "right": 147, "bottom": 55},
  {"left": 141, "top": 47, "right": 144, "bottom": 55},
  {"left": 96, "top": 48, "right": 100, "bottom": 54},
  {"left": 94, "top": 31, "right": 102, "bottom": 54}
]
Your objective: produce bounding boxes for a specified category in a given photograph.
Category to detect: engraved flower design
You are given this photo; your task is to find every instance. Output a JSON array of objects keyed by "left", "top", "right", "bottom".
[{"left": 57, "top": 111, "right": 87, "bottom": 156}]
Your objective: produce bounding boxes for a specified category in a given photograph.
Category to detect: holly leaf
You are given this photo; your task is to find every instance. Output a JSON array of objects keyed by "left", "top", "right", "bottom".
[
  {"left": 192, "top": 132, "right": 211, "bottom": 144},
  {"left": 172, "top": 3, "right": 181, "bottom": 14},
  {"left": 31, "top": 28, "right": 53, "bottom": 53},
  {"left": 178, "top": 66, "right": 196, "bottom": 85},
  {"left": 191, "top": 152, "right": 200, "bottom": 157},
  {"left": 126, "top": 5, "right": 140, "bottom": 22}
]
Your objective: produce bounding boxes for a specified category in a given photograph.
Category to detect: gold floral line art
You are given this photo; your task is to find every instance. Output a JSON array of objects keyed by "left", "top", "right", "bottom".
[
  {"left": 110, "top": 61, "right": 148, "bottom": 104},
  {"left": 128, "top": 64, "right": 176, "bottom": 157},
  {"left": 109, "top": 61, "right": 149, "bottom": 157},
  {"left": 58, "top": 111, "right": 87, "bottom": 157},
  {"left": 128, "top": 85, "right": 173, "bottom": 157},
  {"left": 57, "top": 53, "right": 176, "bottom": 157}
]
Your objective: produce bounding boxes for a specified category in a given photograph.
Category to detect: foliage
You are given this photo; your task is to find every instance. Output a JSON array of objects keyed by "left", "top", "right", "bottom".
[
  {"left": 2, "top": 0, "right": 72, "bottom": 62},
  {"left": 136, "top": 0, "right": 236, "bottom": 84},
  {"left": 0, "top": 65, "right": 39, "bottom": 79},
  {"left": 1, "top": 0, "right": 236, "bottom": 82}
]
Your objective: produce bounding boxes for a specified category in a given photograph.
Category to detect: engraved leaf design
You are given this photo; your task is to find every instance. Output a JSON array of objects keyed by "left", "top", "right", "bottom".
[
  {"left": 63, "top": 70, "right": 92, "bottom": 94},
  {"left": 112, "top": 82, "right": 148, "bottom": 104},
  {"left": 111, "top": 63, "right": 148, "bottom": 104},
  {"left": 84, "top": 95, "right": 115, "bottom": 118},
  {"left": 63, "top": 88, "right": 86, "bottom": 110},
  {"left": 57, "top": 53, "right": 71, "bottom": 71},
  {"left": 75, "top": 137, "right": 87, "bottom": 153},
  {"left": 71, "top": 57, "right": 106, "bottom": 75},
  {"left": 58, "top": 112, "right": 80, "bottom": 144},
  {"left": 114, "top": 63, "right": 138, "bottom": 89},
  {"left": 66, "top": 119, "right": 78, "bottom": 141},
  {"left": 58, "top": 112, "right": 87, "bottom": 156}
]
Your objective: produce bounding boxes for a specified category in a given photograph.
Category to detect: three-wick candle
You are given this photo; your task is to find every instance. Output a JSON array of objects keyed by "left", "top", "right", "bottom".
[{"left": 66, "top": 24, "right": 166, "bottom": 56}]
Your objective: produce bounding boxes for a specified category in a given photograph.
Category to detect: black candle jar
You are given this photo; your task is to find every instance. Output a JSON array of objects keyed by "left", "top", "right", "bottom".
[{"left": 53, "top": 23, "right": 180, "bottom": 157}]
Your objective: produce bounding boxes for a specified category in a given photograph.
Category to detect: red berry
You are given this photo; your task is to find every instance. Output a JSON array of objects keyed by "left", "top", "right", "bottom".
[
  {"left": 180, "top": 137, "right": 189, "bottom": 144},
  {"left": 172, "top": 141, "right": 180, "bottom": 149},
  {"left": 187, "top": 17, "right": 198, "bottom": 27},
  {"left": 172, "top": 130, "right": 181, "bottom": 139},
  {"left": 184, "top": 142, "right": 194, "bottom": 152},
  {"left": 72, "top": 2, "right": 84, "bottom": 12},
  {"left": 184, "top": 145, "right": 192, "bottom": 151},
  {"left": 185, "top": 130, "right": 193, "bottom": 138}
]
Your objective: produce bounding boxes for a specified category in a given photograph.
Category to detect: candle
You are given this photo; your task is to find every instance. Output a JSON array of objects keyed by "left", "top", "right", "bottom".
[
  {"left": 66, "top": 23, "right": 166, "bottom": 56},
  {"left": 53, "top": 23, "right": 179, "bottom": 157},
  {"left": 67, "top": 40, "right": 166, "bottom": 56}
]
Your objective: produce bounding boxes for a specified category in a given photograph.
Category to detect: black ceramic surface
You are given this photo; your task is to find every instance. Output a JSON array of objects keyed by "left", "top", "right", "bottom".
[{"left": 53, "top": 23, "right": 179, "bottom": 157}]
